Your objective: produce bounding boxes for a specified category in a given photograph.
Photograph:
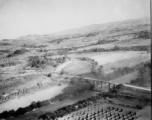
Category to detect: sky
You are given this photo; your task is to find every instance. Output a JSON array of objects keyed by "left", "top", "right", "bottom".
[{"left": 0, "top": 0, "right": 150, "bottom": 39}]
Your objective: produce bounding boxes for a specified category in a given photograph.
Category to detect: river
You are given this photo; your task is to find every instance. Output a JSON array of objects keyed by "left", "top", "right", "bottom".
[
  {"left": 8, "top": 91, "right": 98, "bottom": 120},
  {"left": 0, "top": 85, "right": 68, "bottom": 113}
]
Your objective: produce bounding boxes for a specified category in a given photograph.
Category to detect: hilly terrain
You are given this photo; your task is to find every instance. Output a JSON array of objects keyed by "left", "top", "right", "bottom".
[{"left": 0, "top": 17, "right": 151, "bottom": 120}]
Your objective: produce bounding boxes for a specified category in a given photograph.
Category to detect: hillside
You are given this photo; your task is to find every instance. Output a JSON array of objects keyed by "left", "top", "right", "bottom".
[{"left": 0, "top": 17, "right": 151, "bottom": 119}]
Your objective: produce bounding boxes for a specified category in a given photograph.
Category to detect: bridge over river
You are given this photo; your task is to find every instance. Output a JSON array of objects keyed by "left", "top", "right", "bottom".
[
  {"left": 0, "top": 72, "right": 150, "bottom": 104},
  {"left": 52, "top": 73, "right": 151, "bottom": 93}
]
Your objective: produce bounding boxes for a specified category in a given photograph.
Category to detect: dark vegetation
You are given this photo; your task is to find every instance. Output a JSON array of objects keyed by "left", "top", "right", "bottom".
[
  {"left": 135, "top": 30, "right": 151, "bottom": 39},
  {"left": 28, "top": 56, "right": 67, "bottom": 68},
  {"left": 85, "top": 32, "right": 99, "bottom": 37},
  {"left": 39, "top": 49, "right": 48, "bottom": 52},
  {"left": 77, "top": 57, "right": 98, "bottom": 65},
  {"left": 48, "top": 37, "right": 70, "bottom": 44},
  {"left": 130, "top": 61, "right": 151, "bottom": 87},
  {"left": 57, "top": 49, "right": 72, "bottom": 55},
  {"left": 22, "top": 44, "right": 38, "bottom": 48},
  {"left": 37, "top": 45, "right": 47, "bottom": 48},
  {"left": 95, "top": 39, "right": 118, "bottom": 45},
  {"left": 28, "top": 56, "right": 49, "bottom": 68},
  {"left": 49, "top": 39, "right": 119, "bottom": 55},
  {"left": 0, "top": 42, "right": 11, "bottom": 46},
  {"left": 52, "top": 78, "right": 94, "bottom": 101},
  {"left": 7, "top": 48, "right": 28, "bottom": 57},
  {"left": 0, "top": 60, "right": 17, "bottom": 67},
  {"left": 36, "top": 32, "right": 150, "bottom": 55},
  {"left": 0, "top": 50, "right": 10, "bottom": 53},
  {"left": 46, "top": 35, "right": 147, "bottom": 56},
  {"left": 78, "top": 45, "right": 150, "bottom": 54},
  {"left": 0, "top": 100, "right": 47, "bottom": 119},
  {"left": 37, "top": 95, "right": 104, "bottom": 120}
]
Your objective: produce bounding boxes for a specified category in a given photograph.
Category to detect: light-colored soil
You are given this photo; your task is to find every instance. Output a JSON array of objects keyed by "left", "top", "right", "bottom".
[
  {"left": 103, "top": 53, "right": 150, "bottom": 74},
  {"left": 55, "top": 60, "right": 74, "bottom": 73},
  {"left": 16, "top": 75, "right": 51, "bottom": 89},
  {"left": 90, "top": 51, "right": 148, "bottom": 65},
  {"left": 69, "top": 52, "right": 150, "bottom": 73},
  {"left": 54, "top": 59, "right": 93, "bottom": 75},
  {"left": 109, "top": 72, "right": 138, "bottom": 84},
  {"left": 62, "top": 60, "right": 92, "bottom": 75}
]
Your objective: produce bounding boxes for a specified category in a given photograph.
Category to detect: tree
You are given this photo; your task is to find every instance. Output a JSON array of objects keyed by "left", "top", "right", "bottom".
[
  {"left": 0, "top": 69, "right": 3, "bottom": 81},
  {"left": 113, "top": 46, "right": 120, "bottom": 51},
  {"left": 36, "top": 101, "right": 42, "bottom": 108},
  {"left": 30, "top": 101, "right": 37, "bottom": 109}
]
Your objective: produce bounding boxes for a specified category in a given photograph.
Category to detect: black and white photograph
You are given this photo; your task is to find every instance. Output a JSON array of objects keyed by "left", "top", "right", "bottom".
[{"left": 0, "top": 0, "right": 151, "bottom": 120}]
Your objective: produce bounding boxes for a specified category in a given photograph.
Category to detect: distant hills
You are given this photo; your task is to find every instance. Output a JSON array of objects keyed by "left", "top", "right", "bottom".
[{"left": 0, "top": 17, "right": 150, "bottom": 45}]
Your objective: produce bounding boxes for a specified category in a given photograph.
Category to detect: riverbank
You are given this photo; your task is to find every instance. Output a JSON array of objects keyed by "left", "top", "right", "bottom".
[
  {"left": 0, "top": 85, "right": 67, "bottom": 113},
  {"left": 8, "top": 91, "right": 97, "bottom": 120}
]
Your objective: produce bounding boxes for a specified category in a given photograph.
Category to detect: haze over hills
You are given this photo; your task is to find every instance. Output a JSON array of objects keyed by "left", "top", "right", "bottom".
[
  {"left": 0, "top": 0, "right": 150, "bottom": 40},
  {"left": 1, "top": 17, "right": 150, "bottom": 45}
]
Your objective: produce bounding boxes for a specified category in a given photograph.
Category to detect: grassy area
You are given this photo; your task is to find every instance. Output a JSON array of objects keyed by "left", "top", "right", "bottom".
[{"left": 62, "top": 60, "right": 92, "bottom": 75}]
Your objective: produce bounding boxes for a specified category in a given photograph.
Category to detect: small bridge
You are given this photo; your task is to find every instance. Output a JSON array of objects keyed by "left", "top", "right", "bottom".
[
  {"left": 52, "top": 73, "right": 118, "bottom": 92},
  {"left": 52, "top": 73, "right": 151, "bottom": 93},
  {"left": 1, "top": 73, "right": 150, "bottom": 104}
]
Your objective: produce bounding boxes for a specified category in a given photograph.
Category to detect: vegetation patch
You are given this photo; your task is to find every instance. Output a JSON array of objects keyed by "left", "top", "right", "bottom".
[
  {"left": 129, "top": 61, "right": 151, "bottom": 87},
  {"left": 7, "top": 48, "right": 29, "bottom": 57},
  {"left": 78, "top": 45, "right": 150, "bottom": 54},
  {"left": 95, "top": 39, "right": 118, "bottom": 45},
  {"left": 0, "top": 42, "right": 11, "bottom": 46},
  {"left": 135, "top": 30, "right": 151, "bottom": 39}
]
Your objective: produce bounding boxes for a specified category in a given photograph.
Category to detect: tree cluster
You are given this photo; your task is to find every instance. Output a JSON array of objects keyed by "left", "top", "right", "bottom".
[
  {"left": 7, "top": 48, "right": 28, "bottom": 57},
  {"left": 38, "top": 95, "right": 103, "bottom": 120},
  {"left": 96, "top": 40, "right": 118, "bottom": 45},
  {"left": 130, "top": 61, "right": 151, "bottom": 87},
  {"left": 28, "top": 56, "right": 48, "bottom": 68},
  {"left": 78, "top": 45, "right": 150, "bottom": 54},
  {"left": 135, "top": 30, "right": 151, "bottom": 39},
  {"left": 0, "top": 99, "right": 51, "bottom": 119}
]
